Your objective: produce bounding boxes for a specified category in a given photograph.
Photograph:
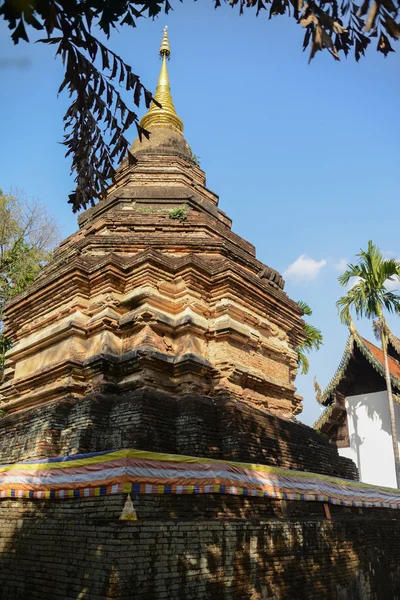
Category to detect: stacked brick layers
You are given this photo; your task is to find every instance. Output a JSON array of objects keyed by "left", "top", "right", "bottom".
[
  {"left": 0, "top": 390, "right": 357, "bottom": 480},
  {"left": 0, "top": 142, "right": 306, "bottom": 419},
  {"left": 1, "top": 494, "right": 400, "bottom": 600}
]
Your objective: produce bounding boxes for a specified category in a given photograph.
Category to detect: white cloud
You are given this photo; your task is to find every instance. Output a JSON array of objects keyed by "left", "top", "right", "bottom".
[
  {"left": 347, "top": 276, "right": 360, "bottom": 290},
  {"left": 383, "top": 250, "right": 397, "bottom": 258},
  {"left": 283, "top": 254, "right": 327, "bottom": 282},
  {"left": 385, "top": 277, "right": 400, "bottom": 292},
  {"left": 334, "top": 258, "right": 348, "bottom": 272}
]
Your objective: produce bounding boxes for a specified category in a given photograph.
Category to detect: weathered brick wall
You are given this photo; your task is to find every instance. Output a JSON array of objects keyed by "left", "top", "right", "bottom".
[
  {"left": 0, "top": 389, "right": 357, "bottom": 480},
  {"left": 1, "top": 494, "right": 400, "bottom": 600},
  {"left": 1, "top": 391, "right": 371, "bottom": 599}
]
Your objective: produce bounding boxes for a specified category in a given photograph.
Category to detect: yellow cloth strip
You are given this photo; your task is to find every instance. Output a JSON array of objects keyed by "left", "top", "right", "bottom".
[
  {"left": 1, "top": 448, "right": 400, "bottom": 495},
  {"left": 0, "top": 450, "right": 129, "bottom": 473},
  {"left": 122, "top": 449, "right": 400, "bottom": 493}
]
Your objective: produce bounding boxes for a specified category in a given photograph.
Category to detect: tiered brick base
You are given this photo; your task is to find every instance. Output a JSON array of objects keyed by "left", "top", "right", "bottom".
[
  {"left": 1, "top": 128, "right": 305, "bottom": 419},
  {"left": 0, "top": 390, "right": 357, "bottom": 481}
]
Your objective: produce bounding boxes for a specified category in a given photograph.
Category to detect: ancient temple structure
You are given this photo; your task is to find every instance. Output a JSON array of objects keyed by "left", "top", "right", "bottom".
[
  {"left": 1, "top": 29, "right": 400, "bottom": 600},
  {"left": 0, "top": 28, "right": 306, "bottom": 427}
]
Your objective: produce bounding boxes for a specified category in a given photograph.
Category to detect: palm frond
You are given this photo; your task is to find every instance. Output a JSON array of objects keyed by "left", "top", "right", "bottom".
[
  {"left": 296, "top": 302, "right": 323, "bottom": 375},
  {"left": 297, "top": 300, "right": 312, "bottom": 316},
  {"left": 382, "top": 292, "right": 400, "bottom": 315},
  {"left": 337, "top": 263, "right": 361, "bottom": 287},
  {"left": 296, "top": 349, "right": 310, "bottom": 375},
  {"left": 337, "top": 241, "right": 400, "bottom": 326},
  {"left": 302, "top": 323, "right": 323, "bottom": 352},
  {"left": 381, "top": 259, "right": 400, "bottom": 283}
]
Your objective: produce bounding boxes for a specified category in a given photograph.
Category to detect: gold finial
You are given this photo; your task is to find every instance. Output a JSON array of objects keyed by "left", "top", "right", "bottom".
[
  {"left": 139, "top": 27, "right": 184, "bottom": 134},
  {"left": 349, "top": 317, "right": 357, "bottom": 335},
  {"left": 159, "top": 26, "right": 170, "bottom": 57}
]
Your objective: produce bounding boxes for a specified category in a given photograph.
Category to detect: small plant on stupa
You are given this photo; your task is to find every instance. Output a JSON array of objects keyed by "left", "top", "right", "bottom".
[
  {"left": 191, "top": 154, "right": 201, "bottom": 167},
  {"left": 168, "top": 207, "right": 187, "bottom": 222}
]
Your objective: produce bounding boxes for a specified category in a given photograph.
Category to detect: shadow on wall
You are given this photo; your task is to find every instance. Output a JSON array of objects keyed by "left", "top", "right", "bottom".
[
  {"left": 347, "top": 403, "right": 364, "bottom": 482},
  {"left": 1, "top": 494, "right": 400, "bottom": 600},
  {"left": 347, "top": 392, "right": 400, "bottom": 484},
  {"left": 0, "top": 390, "right": 358, "bottom": 482},
  {"left": 0, "top": 391, "right": 363, "bottom": 599}
]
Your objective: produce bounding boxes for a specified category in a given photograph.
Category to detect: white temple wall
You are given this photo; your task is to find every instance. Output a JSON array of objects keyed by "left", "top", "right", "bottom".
[{"left": 338, "top": 390, "right": 400, "bottom": 488}]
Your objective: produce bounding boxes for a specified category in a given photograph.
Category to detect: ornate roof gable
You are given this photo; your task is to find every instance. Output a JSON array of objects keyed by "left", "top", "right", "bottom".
[
  {"left": 316, "top": 333, "right": 355, "bottom": 406},
  {"left": 314, "top": 329, "right": 400, "bottom": 430},
  {"left": 389, "top": 331, "right": 400, "bottom": 360}
]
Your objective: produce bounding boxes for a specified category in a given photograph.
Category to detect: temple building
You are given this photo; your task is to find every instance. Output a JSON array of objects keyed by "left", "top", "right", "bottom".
[{"left": 314, "top": 323, "right": 400, "bottom": 488}]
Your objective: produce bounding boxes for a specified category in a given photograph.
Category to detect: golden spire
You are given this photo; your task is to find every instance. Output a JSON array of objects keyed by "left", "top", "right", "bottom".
[{"left": 140, "top": 27, "right": 184, "bottom": 134}]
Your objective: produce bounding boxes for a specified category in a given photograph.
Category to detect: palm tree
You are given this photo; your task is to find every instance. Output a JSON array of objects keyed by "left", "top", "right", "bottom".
[
  {"left": 337, "top": 240, "right": 400, "bottom": 488},
  {"left": 296, "top": 300, "right": 323, "bottom": 375}
]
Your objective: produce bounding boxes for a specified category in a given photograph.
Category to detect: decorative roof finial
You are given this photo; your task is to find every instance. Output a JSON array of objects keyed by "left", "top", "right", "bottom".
[
  {"left": 159, "top": 26, "right": 170, "bottom": 58},
  {"left": 139, "top": 27, "right": 184, "bottom": 134},
  {"left": 349, "top": 316, "right": 357, "bottom": 335},
  {"left": 314, "top": 376, "right": 322, "bottom": 403}
]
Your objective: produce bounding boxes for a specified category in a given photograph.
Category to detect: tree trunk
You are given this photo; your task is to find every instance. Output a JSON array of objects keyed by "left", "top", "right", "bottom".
[{"left": 381, "top": 325, "right": 400, "bottom": 488}]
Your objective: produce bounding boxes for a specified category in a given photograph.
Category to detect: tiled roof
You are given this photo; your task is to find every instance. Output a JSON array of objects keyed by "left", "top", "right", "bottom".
[
  {"left": 362, "top": 337, "right": 400, "bottom": 381},
  {"left": 389, "top": 332, "right": 400, "bottom": 355}
]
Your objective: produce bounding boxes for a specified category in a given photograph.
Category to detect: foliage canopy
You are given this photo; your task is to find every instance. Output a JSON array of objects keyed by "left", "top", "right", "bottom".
[
  {"left": 0, "top": 189, "right": 61, "bottom": 374},
  {"left": 337, "top": 240, "right": 400, "bottom": 325}
]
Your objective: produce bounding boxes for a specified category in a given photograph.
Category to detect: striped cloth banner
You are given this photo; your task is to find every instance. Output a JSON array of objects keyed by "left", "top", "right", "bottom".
[{"left": 1, "top": 449, "right": 400, "bottom": 509}]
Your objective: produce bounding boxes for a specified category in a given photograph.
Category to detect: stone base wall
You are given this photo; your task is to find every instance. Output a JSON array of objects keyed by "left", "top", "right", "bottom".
[
  {"left": 0, "top": 390, "right": 357, "bottom": 480},
  {"left": 1, "top": 494, "right": 400, "bottom": 600}
]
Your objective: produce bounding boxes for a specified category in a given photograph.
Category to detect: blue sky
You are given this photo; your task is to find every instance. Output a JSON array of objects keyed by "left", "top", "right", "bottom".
[{"left": 0, "top": 5, "right": 399, "bottom": 425}]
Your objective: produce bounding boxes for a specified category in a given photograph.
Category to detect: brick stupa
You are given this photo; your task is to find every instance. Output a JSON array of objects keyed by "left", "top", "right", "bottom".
[
  {"left": 2, "top": 30, "right": 386, "bottom": 600},
  {"left": 0, "top": 29, "right": 354, "bottom": 480}
]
